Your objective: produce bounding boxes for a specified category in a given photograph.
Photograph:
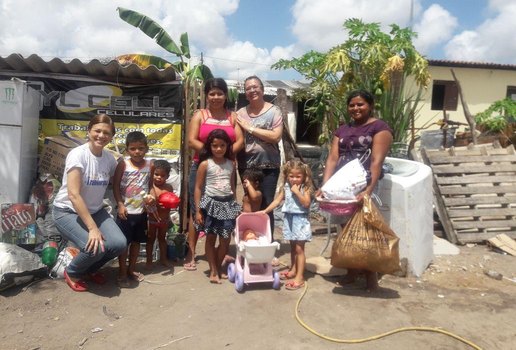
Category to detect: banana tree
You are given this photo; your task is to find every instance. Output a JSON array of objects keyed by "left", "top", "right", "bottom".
[
  {"left": 117, "top": 7, "right": 213, "bottom": 86},
  {"left": 116, "top": 7, "right": 243, "bottom": 110}
]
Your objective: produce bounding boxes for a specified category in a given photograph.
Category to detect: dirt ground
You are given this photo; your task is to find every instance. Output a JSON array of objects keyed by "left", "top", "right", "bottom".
[{"left": 1, "top": 220, "right": 515, "bottom": 350}]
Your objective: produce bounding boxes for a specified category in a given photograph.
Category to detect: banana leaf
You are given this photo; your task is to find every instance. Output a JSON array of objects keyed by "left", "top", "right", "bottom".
[
  {"left": 184, "top": 64, "right": 214, "bottom": 84},
  {"left": 180, "top": 33, "right": 191, "bottom": 59},
  {"left": 117, "top": 7, "right": 183, "bottom": 57}
]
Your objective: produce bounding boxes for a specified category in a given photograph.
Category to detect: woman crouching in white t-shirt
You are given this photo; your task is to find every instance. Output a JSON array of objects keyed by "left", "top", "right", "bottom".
[{"left": 52, "top": 114, "right": 126, "bottom": 292}]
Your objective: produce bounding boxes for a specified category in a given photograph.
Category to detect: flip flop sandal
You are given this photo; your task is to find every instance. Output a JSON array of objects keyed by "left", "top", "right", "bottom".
[
  {"left": 88, "top": 272, "right": 107, "bottom": 285},
  {"left": 183, "top": 262, "right": 197, "bottom": 271},
  {"left": 280, "top": 271, "right": 295, "bottom": 280},
  {"left": 285, "top": 281, "right": 305, "bottom": 290},
  {"left": 128, "top": 272, "right": 145, "bottom": 282},
  {"left": 64, "top": 270, "right": 88, "bottom": 292}
]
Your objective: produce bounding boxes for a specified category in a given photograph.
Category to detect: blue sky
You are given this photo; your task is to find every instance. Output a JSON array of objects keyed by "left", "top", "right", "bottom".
[
  {"left": 226, "top": 0, "right": 297, "bottom": 48},
  {"left": 0, "top": 0, "right": 514, "bottom": 81}
]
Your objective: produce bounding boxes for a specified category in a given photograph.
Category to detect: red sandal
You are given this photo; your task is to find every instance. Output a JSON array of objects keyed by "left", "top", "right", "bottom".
[
  {"left": 285, "top": 281, "right": 305, "bottom": 290},
  {"left": 64, "top": 270, "right": 88, "bottom": 292},
  {"left": 280, "top": 271, "right": 295, "bottom": 280},
  {"left": 88, "top": 271, "right": 107, "bottom": 285}
]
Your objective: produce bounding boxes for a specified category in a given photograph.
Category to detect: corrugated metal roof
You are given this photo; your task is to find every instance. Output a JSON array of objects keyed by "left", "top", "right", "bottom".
[
  {"left": 428, "top": 59, "right": 516, "bottom": 71},
  {"left": 0, "top": 53, "right": 179, "bottom": 84}
]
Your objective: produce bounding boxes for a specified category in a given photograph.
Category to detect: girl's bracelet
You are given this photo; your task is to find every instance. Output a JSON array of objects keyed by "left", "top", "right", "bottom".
[{"left": 249, "top": 126, "right": 255, "bottom": 135}]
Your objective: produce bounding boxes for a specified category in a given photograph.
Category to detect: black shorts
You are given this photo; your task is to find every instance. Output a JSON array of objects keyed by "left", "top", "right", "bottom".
[{"left": 116, "top": 213, "right": 147, "bottom": 244}]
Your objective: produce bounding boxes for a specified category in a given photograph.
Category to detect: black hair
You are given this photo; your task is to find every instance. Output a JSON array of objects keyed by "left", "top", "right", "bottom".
[
  {"left": 125, "top": 131, "right": 147, "bottom": 147},
  {"left": 204, "top": 77, "right": 229, "bottom": 109},
  {"left": 88, "top": 114, "right": 115, "bottom": 136},
  {"left": 346, "top": 89, "right": 375, "bottom": 107},
  {"left": 242, "top": 168, "right": 264, "bottom": 184},
  {"left": 153, "top": 159, "right": 171, "bottom": 175},
  {"left": 198, "top": 129, "right": 233, "bottom": 163},
  {"left": 204, "top": 77, "right": 229, "bottom": 95},
  {"left": 244, "top": 75, "right": 264, "bottom": 90}
]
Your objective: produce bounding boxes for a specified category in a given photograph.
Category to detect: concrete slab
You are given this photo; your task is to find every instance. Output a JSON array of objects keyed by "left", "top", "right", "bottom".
[
  {"left": 433, "top": 235, "right": 460, "bottom": 255},
  {"left": 305, "top": 255, "right": 347, "bottom": 276}
]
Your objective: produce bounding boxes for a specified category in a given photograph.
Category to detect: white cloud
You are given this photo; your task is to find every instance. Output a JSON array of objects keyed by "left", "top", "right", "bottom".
[
  {"left": 444, "top": 1, "right": 516, "bottom": 63},
  {"left": 291, "top": 0, "right": 413, "bottom": 51},
  {"left": 0, "top": 0, "right": 239, "bottom": 62},
  {"left": 412, "top": 4, "right": 457, "bottom": 55},
  {"left": 444, "top": 31, "right": 486, "bottom": 60},
  {"left": 0, "top": 0, "right": 294, "bottom": 79},
  {"left": 0, "top": 0, "right": 513, "bottom": 80},
  {"left": 206, "top": 41, "right": 296, "bottom": 80},
  {"left": 159, "top": 0, "right": 238, "bottom": 51}
]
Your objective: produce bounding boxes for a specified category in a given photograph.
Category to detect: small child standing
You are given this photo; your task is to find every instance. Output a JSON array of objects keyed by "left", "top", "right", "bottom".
[
  {"left": 262, "top": 159, "right": 314, "bottom": 290},
  {"left": 241, "top": 168, "right": 263, "bottom": 213},
  {"left": 113, "top": 131, "right": 150, "bottom": 287},
  {"left": 146, "top": 159, "right": 175, "bottom": 269},
  {"left": 194, "top": 129, "right": 241, "bottom": 284}
]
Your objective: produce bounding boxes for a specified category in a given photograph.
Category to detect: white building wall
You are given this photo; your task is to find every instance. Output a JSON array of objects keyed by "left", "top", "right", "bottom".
[{"left": 408, "top": 65, "right": 516, "bottom": 133}]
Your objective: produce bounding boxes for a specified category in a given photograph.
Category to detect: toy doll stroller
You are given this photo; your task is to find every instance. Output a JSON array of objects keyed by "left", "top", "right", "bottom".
[{"left": 227, "top": 212, "right": 281, "bottom": 292}]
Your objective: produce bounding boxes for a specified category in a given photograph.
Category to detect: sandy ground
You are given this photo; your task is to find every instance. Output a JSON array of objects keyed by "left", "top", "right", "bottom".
[{"left": 1, "top": 221, "right": 515, "bottom": 350}]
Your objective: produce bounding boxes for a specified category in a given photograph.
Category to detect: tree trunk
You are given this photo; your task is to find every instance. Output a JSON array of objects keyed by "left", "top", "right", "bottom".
[
  {"left": 451, "top": 69, "right": 477, "bottom": 144},
  {"left": 275, "top": 88, "right": 304, "bottom": 162},
  {"left": 180, "top": 80, "right": 203, "bottom": 233}
]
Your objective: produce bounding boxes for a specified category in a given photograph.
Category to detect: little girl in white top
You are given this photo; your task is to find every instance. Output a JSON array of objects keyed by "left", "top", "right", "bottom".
[{"left": 194, "top": 129, "right": 241, "bottom": 284}]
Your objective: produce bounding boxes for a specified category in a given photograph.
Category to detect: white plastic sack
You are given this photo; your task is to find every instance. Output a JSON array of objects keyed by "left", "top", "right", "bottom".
[
  {"left": 321, "top": 159, "right": 367, "bottom": 200},
  {"left": 0, "top": 243, "right": 47, "bottom": 291},
  {"left": 50, "top": 246, "right": 79, "bottom": 279}
]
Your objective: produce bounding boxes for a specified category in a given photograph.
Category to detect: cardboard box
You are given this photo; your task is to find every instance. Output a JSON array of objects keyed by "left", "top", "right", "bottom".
[
  {"left": 38, "top": 136, "right": 122, "bottom": 178},
  {"left": 38, "top": 136, "right": 84, "bottom": 177}
]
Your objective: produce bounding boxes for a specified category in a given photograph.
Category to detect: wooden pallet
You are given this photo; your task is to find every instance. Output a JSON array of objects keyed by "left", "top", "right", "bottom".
[{"left": 421, "top": 143, "right": 516, "bottom": 244}]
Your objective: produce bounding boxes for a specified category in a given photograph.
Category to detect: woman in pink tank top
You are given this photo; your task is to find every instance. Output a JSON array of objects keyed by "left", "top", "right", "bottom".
[{"left": 184, "top": 78, "right": 243, "bottom": 271}]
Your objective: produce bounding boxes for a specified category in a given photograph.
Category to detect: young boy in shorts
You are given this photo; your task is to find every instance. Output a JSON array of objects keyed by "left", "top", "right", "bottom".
[
  {"left": 113, "top": 131, "right": 151, "bottom": 287},
  {"left": 146, "top": 160, "right": 175, "bottom": 269}
]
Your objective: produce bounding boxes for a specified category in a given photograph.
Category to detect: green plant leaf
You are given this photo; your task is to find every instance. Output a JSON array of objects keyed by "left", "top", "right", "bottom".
[
  {"left": 117, "top": 7, "right": 182, "bottom": 57},
  {"left": 180, "top": 32, "right": 191, "bottom": 59},
  {"left": 272, "top": 18, "right": 429, "bottom": 146},
  {"left": 227, "top": 88, "right": 239, "bottom": 103},
  {"left": 184, "top": 64, "right": 214, "bottom": 85},
  {"left": 475, "top": 98, "right": 516, "bottom": 132}
]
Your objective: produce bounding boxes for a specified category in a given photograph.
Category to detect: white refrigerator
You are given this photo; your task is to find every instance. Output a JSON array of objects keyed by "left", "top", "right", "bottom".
[{"left": 0, "top": 78, "right": 40, "bottom": 204}]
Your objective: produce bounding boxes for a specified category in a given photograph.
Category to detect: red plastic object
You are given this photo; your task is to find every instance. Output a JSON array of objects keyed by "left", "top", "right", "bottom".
[{"left": 158, "top": 192, "right": 181, "bottom": 209}]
